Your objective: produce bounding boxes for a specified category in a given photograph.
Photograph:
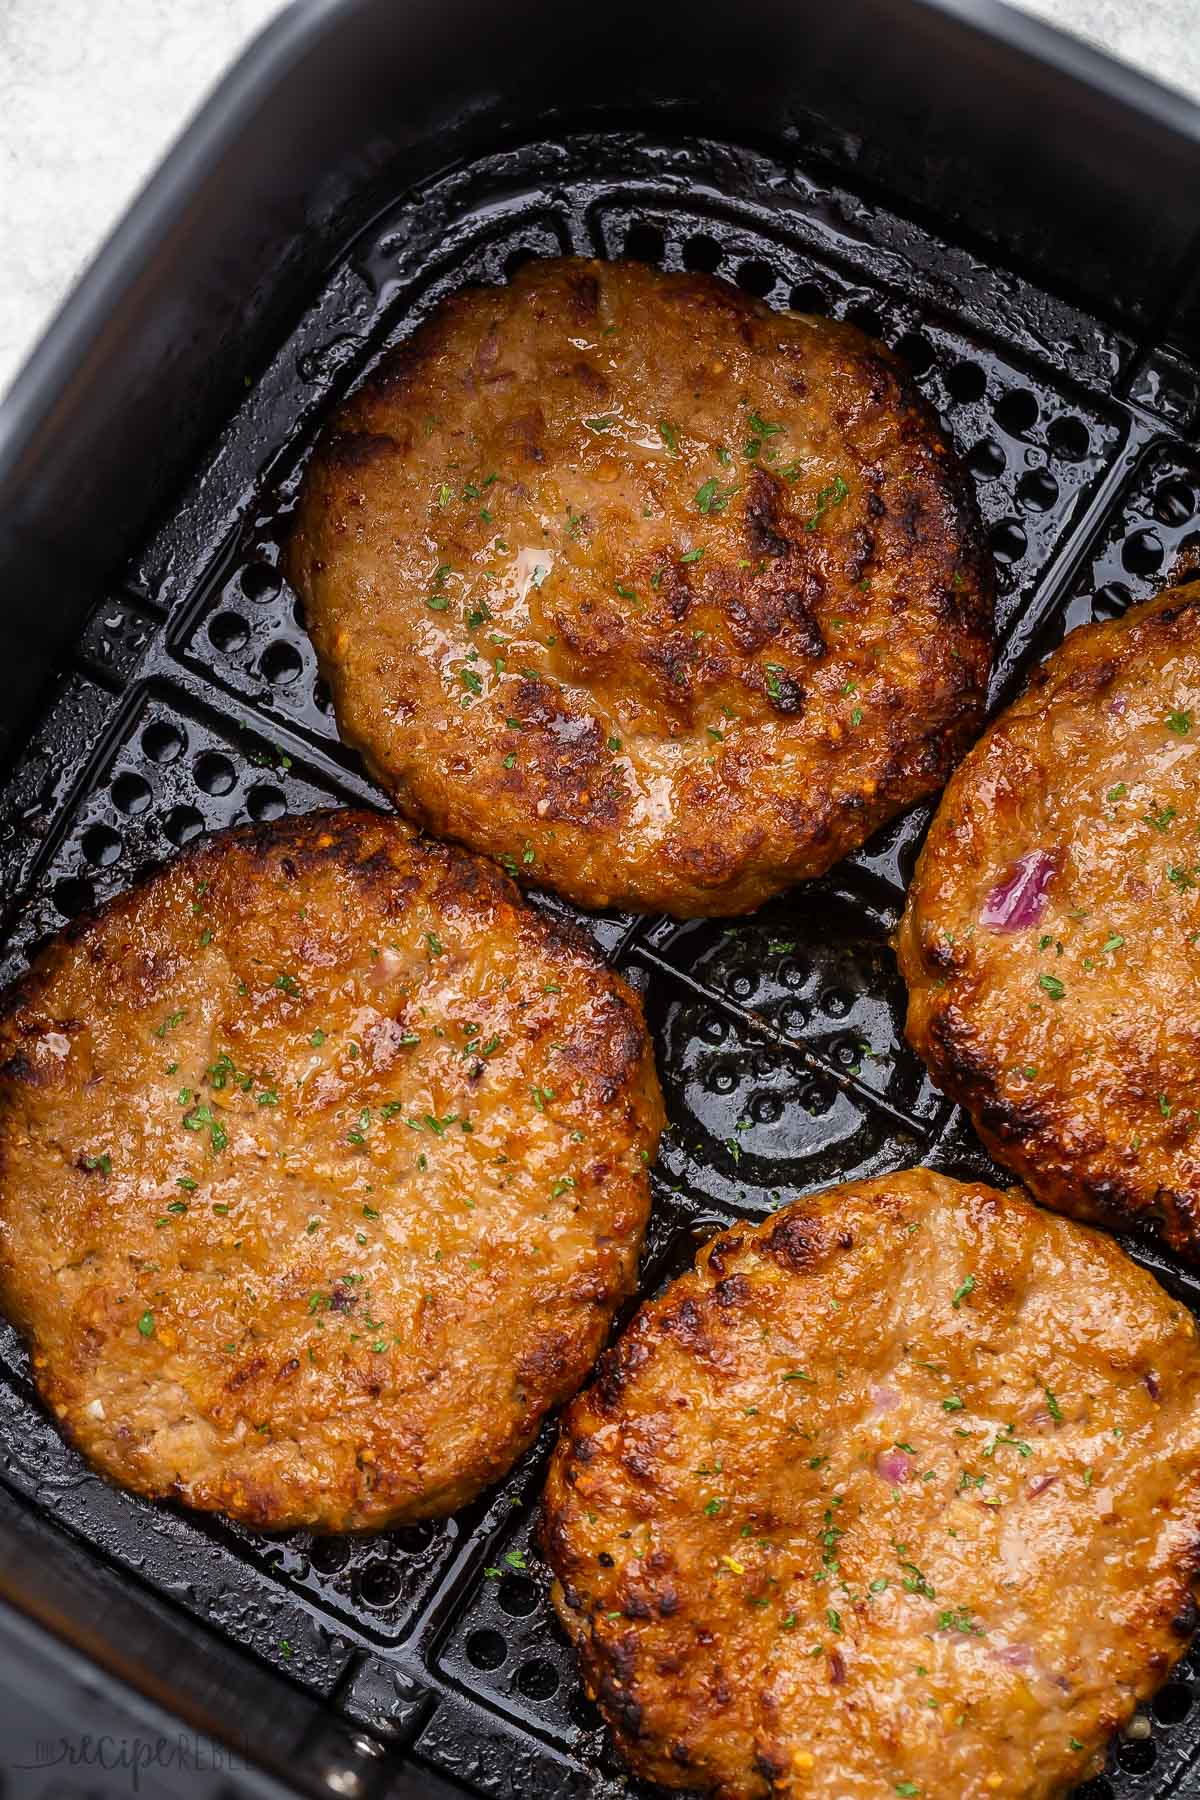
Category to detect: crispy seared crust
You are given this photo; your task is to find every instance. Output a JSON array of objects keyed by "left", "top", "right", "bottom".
[
  {"left": 287, "top": 257, "right": 993, "bottom": 916},
  {"left": 540, "top": 1169, "right": 1200, "bottom": 1799},
  {"left": 0, "top": 809, "right": 663, "bottom": 1530},
  {"left": 898, "top": 581, "right": 1200, "bottom": 1259}
]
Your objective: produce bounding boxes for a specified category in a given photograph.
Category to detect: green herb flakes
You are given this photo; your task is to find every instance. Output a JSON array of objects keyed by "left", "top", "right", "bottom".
[
  {"left": 695, "top": 477, "right": 736, "bottom": 516},
  {"left": 805, "top": 474, "right": 849, "bottom": 531}
]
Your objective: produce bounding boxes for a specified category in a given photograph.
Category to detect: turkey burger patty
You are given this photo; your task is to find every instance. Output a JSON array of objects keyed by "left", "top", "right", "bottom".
[
  {"left": 541, "top": 1168, "right": 1200, "bottom": 1799},
  {"left": 899, "top": 581, "right": 1200, "bottom": 1261},
  {"left": 288, "top": 256, "right": 993, "bottom": 916},
  {"left": 0, "top": 809, "right": 663, "bottom": 1530}
]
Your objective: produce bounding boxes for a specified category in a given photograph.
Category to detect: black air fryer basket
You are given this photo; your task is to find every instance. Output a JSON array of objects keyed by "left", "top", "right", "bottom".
[{"left": 2, "top": 2, "right": 1200, "bottom": 1796}]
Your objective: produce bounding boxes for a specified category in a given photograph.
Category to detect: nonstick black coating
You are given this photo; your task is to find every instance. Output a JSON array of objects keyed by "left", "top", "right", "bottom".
[{"left": 2, "top": 130, "right": 1200, "bottom": 1800}]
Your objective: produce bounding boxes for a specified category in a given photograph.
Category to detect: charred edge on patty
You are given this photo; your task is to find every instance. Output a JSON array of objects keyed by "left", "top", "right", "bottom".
[{"left": 924, "top": 1003, "right": 1199, "bottom": 1250}]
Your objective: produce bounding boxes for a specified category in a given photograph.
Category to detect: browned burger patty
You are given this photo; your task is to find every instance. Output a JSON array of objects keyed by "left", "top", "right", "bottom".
[
  {"left": 898, "top": 580, "right": 1200, "bottom": 1260},
  {"left": 540, "top": 1169, "right": 1200, "bottom": 1799},
  {"left": 287, "top": 257, "right": 993, "bottom": 917},
  {"left": 0, "top": 810, "right": 663, "bottom": 1531}
]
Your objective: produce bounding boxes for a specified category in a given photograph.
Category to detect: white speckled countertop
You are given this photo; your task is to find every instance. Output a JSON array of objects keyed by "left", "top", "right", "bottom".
[{"left": 1, "top": 0, "right": 1197, "bottom": 397}]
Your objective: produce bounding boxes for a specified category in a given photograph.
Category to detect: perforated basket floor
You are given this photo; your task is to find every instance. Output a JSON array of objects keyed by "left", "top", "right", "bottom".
[{"left": 3, "top": 132, "right": 1200, "bottom": 1800}]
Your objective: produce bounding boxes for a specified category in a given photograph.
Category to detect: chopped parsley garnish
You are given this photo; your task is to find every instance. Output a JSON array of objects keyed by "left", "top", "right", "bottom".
[
  {"left": 1045, "top": 1387, "right": 1063, "bottom": 1422},
  {"left": 1038, "top": 973, "right": 1065, "bottom": 1000},
  {"left": 1102, "top": 934, "right": 1124, "bottom": 953},
  {"left": 84, "top": 1153, "right": 112, "bottom": 1176},
  {"left": 894, "top": 1545, "right": 935, "bottom": 1600},
  {"left": 1167, "top": 709, "right": 1193, "bottom": 735},
  {"left": 274, "top": 973, "right": 299, "bottom": 995},
  {"left": 1144, "top": 803, "right": 1177, "bottom": 833},
  {"left": 502, "top": 1548, "right": 529, "bottom": 1573},
  {"left": 423, "top": 1113, "right": 461, "bottom": 1137},
  {"left": 461, "top": 668, "right": 483, "bottom": 695},
  {"left": 951, "top": 1274, "right": 976, "bottom": 1309},
  {"left": 695, "top": 477, "right": 736, "bottom": 516},
  {"left": 583, "top": 416, "right": 614, "bottom": 433},
  {"left": 137, "top": 1311, "right": 155, "bottom": 1338},
  {"left": 744, "top": 410, "right": 784, "bottom": 457},
  {"left": 983, "top": 1425, "right": 1032, "bottom": 1459},
  {"left": 154, "top": 1009, "right": 186, "bottom": 1039},
  {"left": 680, "top": 547, "right": 704, "bottom": 564},
  {"left": 657, "top": 420, "right": 679, "bottom": 456},
  {"left": 937, "top": 1606, "right": 983, "bottom": 1636},
  {"left": 426, "top": 932, "right": 444, "bottom": 958},
  {"left": 1107, "top": 782, "right": 1127, "bottom": 802},
  {"left": 182, "top": 1104, "right": 227, "bottom": 1152},
  {"left": 805, "top": 474, "right": 849, "bottom": 531}
]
